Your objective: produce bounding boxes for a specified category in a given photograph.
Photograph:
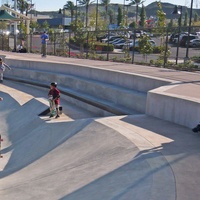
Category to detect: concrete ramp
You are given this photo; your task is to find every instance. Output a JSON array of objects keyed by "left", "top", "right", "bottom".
[
  {"left": 0, "top": 83, "right": 200, "bottom": 200},
  {"left": 0, "top": 117, "right": 175, "bottom": 200}
]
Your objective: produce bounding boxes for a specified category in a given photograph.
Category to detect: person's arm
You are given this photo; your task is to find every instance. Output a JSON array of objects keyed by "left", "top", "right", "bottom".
[
  {"left": 3, "top": 63, "right": 11, "bottom": 70},
  {"left": 45, "top": 35, "right": 49, "bottom": 41}
]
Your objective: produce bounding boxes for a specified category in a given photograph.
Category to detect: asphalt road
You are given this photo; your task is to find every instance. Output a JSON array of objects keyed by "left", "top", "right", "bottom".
[{"left": 9, "top": 35, "right": 200, "bottom": 63}]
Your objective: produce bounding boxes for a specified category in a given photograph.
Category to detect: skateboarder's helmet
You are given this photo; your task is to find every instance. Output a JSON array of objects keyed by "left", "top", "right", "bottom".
[{"left": 50, "top": 82, "right": 57, "bottom": 87}]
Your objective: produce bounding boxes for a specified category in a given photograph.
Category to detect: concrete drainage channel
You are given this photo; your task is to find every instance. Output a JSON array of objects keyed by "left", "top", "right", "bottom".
[{"left": 5, "top": 76, "right": 142, "bottom": 118}]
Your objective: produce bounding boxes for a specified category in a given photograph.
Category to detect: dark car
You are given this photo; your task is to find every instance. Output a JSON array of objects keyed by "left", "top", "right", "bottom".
[{"left": 180, "top": 35, "right": 198, "bottom": 47}]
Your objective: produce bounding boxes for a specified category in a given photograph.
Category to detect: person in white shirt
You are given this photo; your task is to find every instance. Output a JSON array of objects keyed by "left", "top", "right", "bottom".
[{"left": 0, "top": 58, "right": 11, "bottom": 82}]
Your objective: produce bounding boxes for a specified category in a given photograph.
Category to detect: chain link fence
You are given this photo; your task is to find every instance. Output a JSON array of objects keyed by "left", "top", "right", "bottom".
[{"left": 0, "top": 26, "right": 200, "bottom": 69}]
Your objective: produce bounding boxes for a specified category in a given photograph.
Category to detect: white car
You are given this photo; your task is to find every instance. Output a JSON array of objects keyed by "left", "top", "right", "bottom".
[
  {"left": 186, "top": 39, "right": 200, "bottom": 47},
  {"left": 123, "top": 40, "right": 156, "bottom": 50},
  {"left": 112, "top": 38, "right": 126, "bottom": 45},
  {"left": 114, "top": 40, "right": 132, "bottom": 49}
]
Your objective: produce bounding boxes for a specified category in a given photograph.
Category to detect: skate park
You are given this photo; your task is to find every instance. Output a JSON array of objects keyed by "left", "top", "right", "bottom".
[{"left": 0, "top": 51, "right": 200, "bottom": 200}]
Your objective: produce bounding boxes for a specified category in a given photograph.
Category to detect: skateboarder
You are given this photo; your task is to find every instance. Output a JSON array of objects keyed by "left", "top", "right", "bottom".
[
  {"left": 0, "top": 58, "right": 11, "bottom": 82},
  {"left": 48, "top": 82, "right": 60, "bottom": 118}
]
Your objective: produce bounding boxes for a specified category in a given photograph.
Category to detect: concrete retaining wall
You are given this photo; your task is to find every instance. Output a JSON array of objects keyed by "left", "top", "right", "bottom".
[
  {"left": 5, "top": 58, "right": 171, "bottom": 92},
  {"left": 4, "top": 57, "right": 199, "bottom": 128},
  {"left": 146, "top": 85, "right": 200, "bottom": 128}
]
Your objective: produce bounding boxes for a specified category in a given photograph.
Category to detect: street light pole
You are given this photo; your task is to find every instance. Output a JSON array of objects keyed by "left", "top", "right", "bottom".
[
  {"left": 95, "top": 0, "right": 98, "bottom": 30},
  {"left": 185, "top": 0, "right": 194, "bottom": 60},
  {"left": 172, "top": 5, "right": 182, "bottom": 65},
  {"left": 14, "top": 0, "right": 17, "bottom": 51},
  {"left": 76, "top": 0, "right": 78, "bottom": 29}
]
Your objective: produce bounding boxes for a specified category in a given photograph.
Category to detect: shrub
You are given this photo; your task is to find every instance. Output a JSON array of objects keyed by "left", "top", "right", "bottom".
[{"left": 191, "top": 56, "right": 200, "bottom": 63}]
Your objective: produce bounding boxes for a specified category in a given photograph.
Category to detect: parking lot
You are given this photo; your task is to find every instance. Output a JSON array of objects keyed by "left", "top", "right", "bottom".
[{"left": 6, "top": 32, "right": 200, "bottom": 64}]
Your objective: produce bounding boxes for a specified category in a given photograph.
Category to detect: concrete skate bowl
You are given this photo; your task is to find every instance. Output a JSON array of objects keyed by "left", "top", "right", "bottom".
[{"left": 0, "top": 91, "right": 177, "bottom": 200}]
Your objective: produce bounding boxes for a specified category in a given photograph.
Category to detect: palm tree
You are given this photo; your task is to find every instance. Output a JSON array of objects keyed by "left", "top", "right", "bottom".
[
  {"left": 101, "top": 0, "right": 110, "bottom": 23},
  {"left": 129, "top": 0, "right": 145, "bottom": 24},
  {"left": 17, "top": 0, "right": 28, "bottom": 14},
  {"left": 78, "top": 0, "right": 94, "bottom": 28},
  {"left": 64, "top": 1, "right": 75, "bottom": 24}
]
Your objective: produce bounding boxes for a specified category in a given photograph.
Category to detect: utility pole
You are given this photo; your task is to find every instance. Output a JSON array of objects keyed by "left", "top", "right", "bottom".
[{"left": 14, "top": 0, "right": 17, "bottom": 51}]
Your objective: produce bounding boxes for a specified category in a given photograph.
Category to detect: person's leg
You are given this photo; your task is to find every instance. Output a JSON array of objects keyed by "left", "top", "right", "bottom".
[
  {"left": 44, "top": 43, "right": 47, "bottom": 57},
  {"left": 55, "top": 103, "right": 60, "bottom": 118},
  {"left": 41, "top": 44, "right": 45, "bottom": 56},
  {"left": 0, "top": 72, "right": 3, "bottom": 82}
]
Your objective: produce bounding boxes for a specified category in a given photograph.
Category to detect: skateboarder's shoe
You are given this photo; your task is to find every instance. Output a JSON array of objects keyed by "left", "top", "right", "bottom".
[{"left": 55, "top": 115, "right": 60, "bottom": 119}]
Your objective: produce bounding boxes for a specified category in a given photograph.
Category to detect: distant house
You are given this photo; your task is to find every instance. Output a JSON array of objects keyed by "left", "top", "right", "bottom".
[{"left": 37, "top": 17, "right": 73, "bottom": 29}]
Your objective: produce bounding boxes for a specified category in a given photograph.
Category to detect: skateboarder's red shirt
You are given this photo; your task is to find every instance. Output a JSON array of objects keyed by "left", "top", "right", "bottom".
[{"left": 48, "top": 85, "right": 60, "bottom": 106}]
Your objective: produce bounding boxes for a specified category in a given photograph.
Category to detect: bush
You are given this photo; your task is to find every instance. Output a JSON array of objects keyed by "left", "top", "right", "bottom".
[
  {"left": 191, "top": 56, "right": 200, "bottom": 63},
  {"left": 69, "top": 38, "right": 114, "bottom": 52},
  {"left": 152, "top": 46, "right": 162, "bottom": 53},
  {"left": 94, "top": 43, "right": 114, "bottom": 52}
]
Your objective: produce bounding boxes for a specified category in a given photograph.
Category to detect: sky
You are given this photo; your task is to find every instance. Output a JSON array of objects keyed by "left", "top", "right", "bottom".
[{"left": 1, "top": 0, "right": 197, "bottom": 11}]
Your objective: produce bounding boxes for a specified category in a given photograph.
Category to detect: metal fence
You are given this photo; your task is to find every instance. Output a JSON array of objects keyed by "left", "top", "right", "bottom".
[{"left": 1, "top": 26, "right": 200, "bottom": 67}]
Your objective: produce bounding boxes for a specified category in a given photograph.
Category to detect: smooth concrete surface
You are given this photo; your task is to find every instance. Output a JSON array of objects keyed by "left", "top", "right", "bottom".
[
  {"left": 6, "top": 67, "right": 147, "bottom": 113},
  {"left": 146, "top": 83, "right": 200, "bottom": 128},
  {"left": 1, "top": 52, "right": 199, "bottom": 128},
  {"left": 0, "top": 81, "right": 200, "bottom": 200}
]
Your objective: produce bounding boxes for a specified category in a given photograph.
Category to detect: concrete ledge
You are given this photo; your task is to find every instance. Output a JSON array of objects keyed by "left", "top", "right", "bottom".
[
  {"left": 5, "top": 76, "right": 140, "bottom": 115},
  {"left": 5, "top": 58, "right": 172, "bottom": 92},
  {"left": 146, "top": 84, "right": 200, "bottom": 128},
  {"left": 6, "top": 67, "right": 147, "bottom": 113}
]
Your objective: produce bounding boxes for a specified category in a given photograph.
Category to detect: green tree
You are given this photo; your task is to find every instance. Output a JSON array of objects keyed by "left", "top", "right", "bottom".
[
  {"left": 129, "top": 0, "right": 144, "bottom": 24},
  {"left": 117, "top": 6, "right": 122, "bottom": 26},
  {"left": 101, "top": 0, "right": 110, "bottom": 23},
  {"left": 78, "top": 0, "right": 94, "bottom": 28},
  {"left": 139, "top": 4, "right": 146, "bottom": 27},
  {"left": 168, "top": 18, "right": 173, "bottom": 28},
  {"left": 184, "top": 10, "right": 188, "bottom": 26},
  {"left": 30, "top": 21, "right": 40, "bottom": 33},
  {"left": 71, "top": 19, "right": 87, "bottom": 55},
  {"left": 156, "top": 1, "right": 169, "bottom": 65},
  {"left": 17, "top": 0, "right": 27, "bottom": 14},
  {"left": 178, "top": 16, "right": 182, "bottom": 27},
  {"left": 129, "top": 21, "right": 136, "bottom": 28},
  {"left": 19, "top": 21, "right": 26, "bottom": 34},
  {"left": 41, "top": 21, "right": 50, "bottom": 31},
  {"left": 138, "top": 34, "right": 153, "bottom": 61},
  {"left": 108, "top": 9, "right": 114, "bottom": 24},
  {"left": 156, "top": 1, "right": 166, "bottom": 29},
  {"left": 64, "top": 1, "right": 75, "bottom": 27},
  {"left": 0, "top": 21, "right": 7, "bottom": 31},
  {"left": 194, "top": 12, "right": 199, "bottom": 22}
]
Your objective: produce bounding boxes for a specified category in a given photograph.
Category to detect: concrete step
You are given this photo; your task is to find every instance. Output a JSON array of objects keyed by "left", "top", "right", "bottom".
[{"left": 5, "top": 75, "right": 141, "bottom": 115}]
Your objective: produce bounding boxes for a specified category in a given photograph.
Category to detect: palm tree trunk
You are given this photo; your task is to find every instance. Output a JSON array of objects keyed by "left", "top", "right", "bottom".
[
  {"left": 86, "top": 5, "right": 89, "bottom": 27},
  {"left": 136, "top": 4, "right": 138, "bottom": 24}
]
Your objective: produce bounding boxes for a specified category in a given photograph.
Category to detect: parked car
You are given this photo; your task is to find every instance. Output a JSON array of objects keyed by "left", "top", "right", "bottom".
[
  {"left": 173, "top": 32, "right": 188, "bottom": 44},
  {"left": 186, "top": 38, "right": 200, "bottom": 47},
  {"left": 108, "top": 36, "right": 124, "bottom": 43},
  {"left": 180, "top": 35, "right": 198, "bottom": 46},
  {"left": 101, "top": 35, "right": 118, "bottom": 43},
  {"left": 114, "top": 40, "right": 132, "bottom": 49},
  {"left": 123, "top": 39, "right": 156, "bottom": 50},
  {"left": 112, "top": 38, "right": 126, "bottom": 45}
]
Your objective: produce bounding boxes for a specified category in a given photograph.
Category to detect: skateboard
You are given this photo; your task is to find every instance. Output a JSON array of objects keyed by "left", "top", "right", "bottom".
[{"left": 48, "top": 97, "right": 56, "bottom": 117}]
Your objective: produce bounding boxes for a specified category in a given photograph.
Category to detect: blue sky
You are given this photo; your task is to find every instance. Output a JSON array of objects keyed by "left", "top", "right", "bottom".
[{"left": 1, "top": 0, "right": 196, "bottom": 11}]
